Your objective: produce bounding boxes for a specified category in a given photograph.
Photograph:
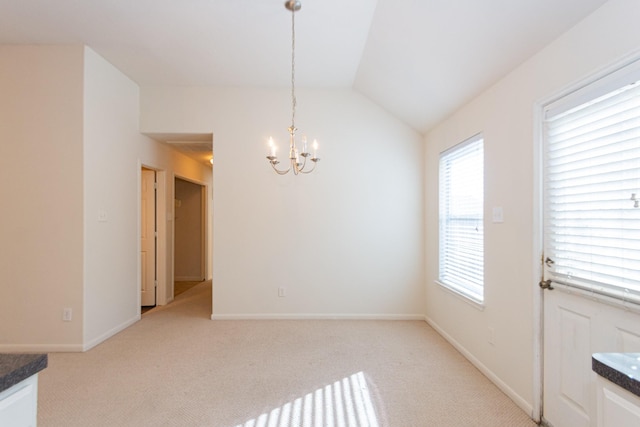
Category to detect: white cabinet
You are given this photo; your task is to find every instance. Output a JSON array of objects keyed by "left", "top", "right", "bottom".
[
  {"left": 0, "top": 374, "right": 39, "bottom": 427},
  {"left": 597, "top": 376, "right": 640, "bottom": 427}
]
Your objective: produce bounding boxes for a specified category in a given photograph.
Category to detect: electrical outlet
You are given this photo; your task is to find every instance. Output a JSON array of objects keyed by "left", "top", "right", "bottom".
[
  {"left": 278, "top": 287, "right": 286, "bottom": 297},
  {"left": 63, "top": 308, "right": 73, "bottom": 321}
]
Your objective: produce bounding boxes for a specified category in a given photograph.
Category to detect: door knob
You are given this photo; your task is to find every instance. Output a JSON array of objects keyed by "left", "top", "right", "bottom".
[{"left": 539, "top": 279, "right": 554, "bottom": 290}]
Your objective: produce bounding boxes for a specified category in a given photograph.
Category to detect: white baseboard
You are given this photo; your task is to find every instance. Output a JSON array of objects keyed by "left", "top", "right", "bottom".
[
  {"left": 424, "top": 316, "right": 534, "bottom": 418},
  {"left": 82, "top": 315, "right": 140, "bottom": 352},
  {"left": 211, "top": 313, "right": 426, "bottom": 321},
  {"left": 0, "top": 343, "right": 85, "bottom": 352},
  {"left": 0, "top": 315, "right": 141, "bottom": 353}
]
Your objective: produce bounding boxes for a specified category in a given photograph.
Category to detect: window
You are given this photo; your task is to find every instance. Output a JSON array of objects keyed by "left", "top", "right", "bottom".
[
  {"left": 543, "top": 62, "right": 640, "bottom": 304},
  {"left": 438, "top": 135, "right": 484, "bottom": 303}
]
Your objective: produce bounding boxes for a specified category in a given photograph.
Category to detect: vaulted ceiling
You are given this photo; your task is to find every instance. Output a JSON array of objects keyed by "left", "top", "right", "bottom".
[{"left": 1, "top": 0, "right": 608, "bottom": 135}]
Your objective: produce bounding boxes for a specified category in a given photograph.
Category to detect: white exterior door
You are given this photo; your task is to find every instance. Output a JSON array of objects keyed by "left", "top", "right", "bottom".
[
  {"left": 540, "top": 58, "right": 640, "bottom": 427},
  {"left": 141, "top": 168, "right": 156, "bottom": 306},
  {"left": 542, "top": 285, "right": 640, "bottom": 426}
]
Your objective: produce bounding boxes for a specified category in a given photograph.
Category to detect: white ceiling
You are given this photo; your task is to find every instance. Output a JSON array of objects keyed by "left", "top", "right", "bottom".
[{"left": 1, "top": 0, "right": 608, "bottom": 136}]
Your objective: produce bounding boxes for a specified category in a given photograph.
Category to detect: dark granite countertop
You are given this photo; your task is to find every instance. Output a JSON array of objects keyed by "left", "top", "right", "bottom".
[
  {"left": 593, "top": 353, "right": 640, "bottom": 398},
  {"left": 0, "top": 354, "right": 48, "bottom": 394}
]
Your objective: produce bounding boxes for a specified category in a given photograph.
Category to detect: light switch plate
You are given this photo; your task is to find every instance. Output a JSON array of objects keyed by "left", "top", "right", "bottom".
[{"left": 492, "top": 206, "right": 504, "bottom": 223}]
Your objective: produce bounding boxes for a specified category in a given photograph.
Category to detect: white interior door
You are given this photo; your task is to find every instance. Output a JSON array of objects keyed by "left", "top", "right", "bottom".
[
  {"left": 542, "top": 286, "right": 640, "bottom": 427},
  {"left": 141, "top": 168, "right": 156, "bottom": 306}
]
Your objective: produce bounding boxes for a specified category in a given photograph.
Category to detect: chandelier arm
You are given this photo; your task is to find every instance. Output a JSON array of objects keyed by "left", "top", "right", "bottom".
[
  {"left": 297, "top": 155, "right": 320, "bottom": 174},
  {"left": 296, "top": 153, "right": 307, "bottom": 171},
  {"left": 270, "top": 161, "right": 292, "bottom": 175},
  {"left": 293, "top": 154, "right": 310, "bottom": 174},
  {"left": 297, "top": 163, "right": 316, "bottom": 174}
]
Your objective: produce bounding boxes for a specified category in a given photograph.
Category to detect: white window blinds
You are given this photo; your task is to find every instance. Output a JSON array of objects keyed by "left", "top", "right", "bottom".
[
  {"left": 439, "top": 136, "right": 484, "bottom": 303},
  {"left": 543, "top": 70, "right": 640, "bottom": 304}
]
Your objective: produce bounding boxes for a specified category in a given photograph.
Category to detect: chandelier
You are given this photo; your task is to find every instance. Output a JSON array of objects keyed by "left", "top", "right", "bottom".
[{"left": 266, "top": 0, "right": 320, "bottom": 175}]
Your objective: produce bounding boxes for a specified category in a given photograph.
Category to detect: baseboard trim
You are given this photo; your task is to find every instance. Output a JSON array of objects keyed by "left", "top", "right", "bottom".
[
  {"left": 211, "top": 313, "right": 426, "bottom": 321},
  {"left": 0, "top": 343, "right": 85, "bottom": 352},
  {"left": 0, "top": 315, "right": 141, "bottom": 353},
  {"left": 424, "top": 316, "right": 534, "bottom": 419},
  {"left": 82, "top": 315, "right": 140, "bottom": 352}
]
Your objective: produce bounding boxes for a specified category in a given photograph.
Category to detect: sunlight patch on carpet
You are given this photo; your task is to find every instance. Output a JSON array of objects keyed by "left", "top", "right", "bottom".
[{"left": 235, "top": 371, "right": 379, "bottom": 427}]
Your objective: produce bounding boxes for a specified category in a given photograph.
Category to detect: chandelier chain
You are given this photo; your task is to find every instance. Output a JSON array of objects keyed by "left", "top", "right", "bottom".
[{"left": 291, "top": 6, "right": 296, "bottom": 129}]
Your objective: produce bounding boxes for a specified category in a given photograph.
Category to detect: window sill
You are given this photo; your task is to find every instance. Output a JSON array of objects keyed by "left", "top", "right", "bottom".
[{"left": 435, "top": 280, "right": 485, "bottom": 311}]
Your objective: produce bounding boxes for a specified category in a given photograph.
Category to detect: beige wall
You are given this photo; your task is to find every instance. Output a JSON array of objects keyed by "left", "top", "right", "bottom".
[
  {"left": 82, "top": 47, "right": 148, "bottom": 347},
  {"left": 0, "top": 45, "right": 85, "bottom": 350},
  {"left": 0, "top": 45, "right": 212, "bottom": 351},
  {"left": 141, "top": 87, "right": 426, "bottom": 319},
  {"left": 424, "top": 0, "right": 640, "bottom": 417}
]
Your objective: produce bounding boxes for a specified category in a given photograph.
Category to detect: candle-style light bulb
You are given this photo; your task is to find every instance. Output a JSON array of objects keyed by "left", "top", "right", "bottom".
[
  {"left": 312, "top": 139, "right": 318, "bottom": 158},
  {"left": 268, "top": 137, "right": 276, "bottom": 157}
]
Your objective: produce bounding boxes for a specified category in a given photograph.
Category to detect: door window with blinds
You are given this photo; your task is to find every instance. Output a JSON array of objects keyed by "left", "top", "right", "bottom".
[
  {"left": 438, "top": 135, "right": 484, "bottom": 304},
  {"left": 543, "top": 61, "right": 640, "bottom": 304}
]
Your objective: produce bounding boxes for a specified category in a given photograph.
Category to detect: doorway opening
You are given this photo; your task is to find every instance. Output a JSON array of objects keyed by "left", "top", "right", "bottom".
[{"left": 174, "top": 176, "right": 207, "bottom": 298}]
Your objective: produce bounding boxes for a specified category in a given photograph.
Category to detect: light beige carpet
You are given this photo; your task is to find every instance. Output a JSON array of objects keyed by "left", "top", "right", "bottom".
[
  {"left": 38, "top": 281, "right": 536, "bottom": 426},
  {"left": 142, "top": 281, "right": 202, "bottom": 314}
]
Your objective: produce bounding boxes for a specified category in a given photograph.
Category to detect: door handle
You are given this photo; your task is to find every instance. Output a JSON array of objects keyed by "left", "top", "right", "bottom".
[{"left": 539, "top": 279, "right": 554, "bottom": 290}]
